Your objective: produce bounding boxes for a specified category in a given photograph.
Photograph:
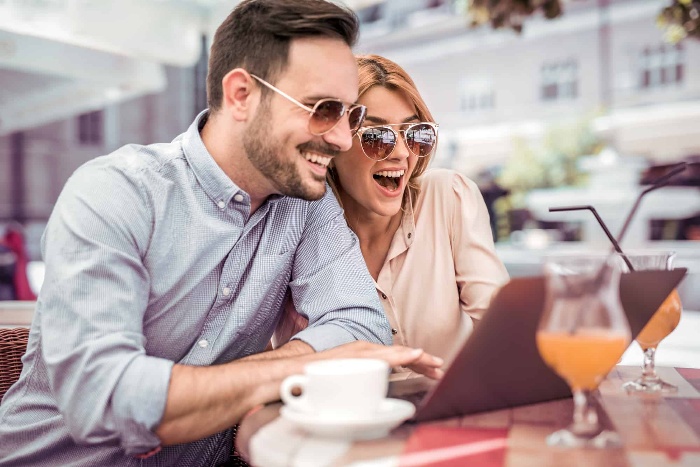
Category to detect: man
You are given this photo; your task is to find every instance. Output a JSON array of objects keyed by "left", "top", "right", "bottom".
[{"left": 0, "top": 1, "right": 442, "bottom": 465}]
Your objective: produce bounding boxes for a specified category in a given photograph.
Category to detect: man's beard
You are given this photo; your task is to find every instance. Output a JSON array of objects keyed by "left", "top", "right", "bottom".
[{"left": 243, "top": 104, "right": 327, "bottom": 201}]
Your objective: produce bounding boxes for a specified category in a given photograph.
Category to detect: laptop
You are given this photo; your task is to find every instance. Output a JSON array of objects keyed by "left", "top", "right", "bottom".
[{"left": 390, "top": 268, "right": 688, "bottom": 423}]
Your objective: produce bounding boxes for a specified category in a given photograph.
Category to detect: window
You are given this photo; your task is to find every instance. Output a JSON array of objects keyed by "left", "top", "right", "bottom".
[
  {"left": 540, "top": 60, "right": 578, "bottom": 101},
  {"left": 77, "top": 111, "right": 103, "bottom": 145},
  {"left": 427, "top": 0, "right": 447, "bottom": 7},
  {"left": 357, "top": 3, "right": 383, "bottom": 24},
  {"left": 640, "top": 43, "right": 683, "bottom": 89},
  {"left": 459, "top": 80, "right": 495, "bottom": 113}
]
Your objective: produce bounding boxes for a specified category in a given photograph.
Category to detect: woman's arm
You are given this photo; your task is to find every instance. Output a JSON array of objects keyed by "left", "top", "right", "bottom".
[{"left": 449, "top": 172, "right": 510, "bottom": 321}]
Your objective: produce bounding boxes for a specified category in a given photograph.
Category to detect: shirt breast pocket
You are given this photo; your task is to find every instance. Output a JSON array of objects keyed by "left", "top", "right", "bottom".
[{"left": 250, "top": 250, "right": 294, "bottom": 286}]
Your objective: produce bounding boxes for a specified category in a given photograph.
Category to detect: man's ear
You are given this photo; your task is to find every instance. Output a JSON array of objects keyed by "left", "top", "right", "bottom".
[{"left": 221, "top": 68, "right": 257, "bottom": 121}]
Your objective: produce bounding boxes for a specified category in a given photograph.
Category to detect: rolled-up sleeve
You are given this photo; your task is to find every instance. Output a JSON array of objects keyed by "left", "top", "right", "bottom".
[
  {"left": 288, "top": 190, "right": 392, "bottom": 350},
  {"left": 39, "top": 160, "right": 172, "bottom": 455}
]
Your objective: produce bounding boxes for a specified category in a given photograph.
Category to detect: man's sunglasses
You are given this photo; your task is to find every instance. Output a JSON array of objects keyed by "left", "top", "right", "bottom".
[
  {"left": 356, "top": 122, "right": 439, "bottom": 161},
  {"left": 250, "top": 74, "right": 367, "bottom": 136}
]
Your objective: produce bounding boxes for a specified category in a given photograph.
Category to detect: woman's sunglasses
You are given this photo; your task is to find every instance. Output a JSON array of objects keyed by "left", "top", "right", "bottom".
[
  {"left": 356, "top": 122, "right": 439, "bottom": 161},
  {"left": 250, "top": 74, "right": 367, "bottom": 136}
]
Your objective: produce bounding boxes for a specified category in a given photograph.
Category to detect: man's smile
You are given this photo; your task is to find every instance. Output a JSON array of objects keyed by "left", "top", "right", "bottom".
[{"left": 303, "top": 151, "right": 332, "bottom": 168}]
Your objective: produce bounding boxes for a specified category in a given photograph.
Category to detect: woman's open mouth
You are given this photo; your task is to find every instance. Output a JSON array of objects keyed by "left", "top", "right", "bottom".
[{"left": 372, "top": 170, "right": 405, "bottom": 193}]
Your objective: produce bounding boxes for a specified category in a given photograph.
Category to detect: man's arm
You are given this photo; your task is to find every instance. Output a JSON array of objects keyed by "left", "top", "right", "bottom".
[
  {"left": 241, "top": 339, "right": 314, "bottom": 361},
  {"left": 286, "top": 190, "right": 393, "bottom": 351},
  {"left": 39, "top": 160, "right": 171, "bottom": 456},
  {"left": 156, "top": 341, "right": 443, "bottom": 445}
]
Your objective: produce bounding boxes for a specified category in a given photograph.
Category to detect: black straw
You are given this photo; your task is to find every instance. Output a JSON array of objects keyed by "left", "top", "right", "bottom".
[
  {"left": 549, "top": 162, "right": 687, "bottom": 334},
  {"left": 549, "top": 205, "right": 634, "bottom": 271},
  {"left": 616, "top": 162, "right": 687, "bottom": 244}
]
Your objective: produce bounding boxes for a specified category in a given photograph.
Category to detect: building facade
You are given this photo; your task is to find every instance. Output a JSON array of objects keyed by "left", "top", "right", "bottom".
[
  {"left": 355, "top": 0, "right": 700, "bottom": 175},
  {"left": 1, "top": 0, "right": 699, "bottom": 256},
  {"left": 0, "top": 65, "right": 201, "bottom": 258}
]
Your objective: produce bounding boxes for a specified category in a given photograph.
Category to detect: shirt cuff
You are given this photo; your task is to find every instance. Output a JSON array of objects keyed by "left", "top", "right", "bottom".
[
  {"left": 291, "top": 323, "right": 358, "bottom": 352},
  {"left": 111, "top": 354, "right": 174, "bottom": 455}
]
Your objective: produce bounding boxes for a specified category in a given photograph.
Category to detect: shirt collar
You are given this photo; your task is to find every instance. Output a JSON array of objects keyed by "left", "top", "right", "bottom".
[{"left": 179, "top": 110, "right": 242, "bottom": 207}]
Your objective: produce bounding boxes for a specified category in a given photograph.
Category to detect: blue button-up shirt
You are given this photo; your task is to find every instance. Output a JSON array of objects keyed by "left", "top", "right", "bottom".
[{"left": 0, "top": 111, "right": 391, "bottom": 466}]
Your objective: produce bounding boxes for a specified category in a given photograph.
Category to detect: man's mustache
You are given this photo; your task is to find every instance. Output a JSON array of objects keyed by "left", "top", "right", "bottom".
[{"left": 298, "top": 142, "right": 340, "bottom": 158}]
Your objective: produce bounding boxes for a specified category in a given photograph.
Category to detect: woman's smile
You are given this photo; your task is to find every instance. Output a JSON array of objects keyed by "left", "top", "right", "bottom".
[{"left": 372, "top": 168, "right": 406, "bottom": 193}]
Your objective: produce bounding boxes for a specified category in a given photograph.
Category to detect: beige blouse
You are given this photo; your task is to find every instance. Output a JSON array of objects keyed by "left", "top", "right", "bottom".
[
  {"left": 274, "top": 168, "right": 509, "bottom": 368},
  {"left": 374, "top": 169, "right": 509, "bottom": 367}
]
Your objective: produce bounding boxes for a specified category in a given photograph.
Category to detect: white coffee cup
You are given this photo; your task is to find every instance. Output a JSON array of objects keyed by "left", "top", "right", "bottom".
[{"left": 280, "top": 358, "right": 389, "bottom": 419}]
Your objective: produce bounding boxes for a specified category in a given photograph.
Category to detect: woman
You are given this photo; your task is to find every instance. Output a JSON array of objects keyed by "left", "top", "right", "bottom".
[{"left": 276, "top": 55, "right": 509, "bottom": 370}]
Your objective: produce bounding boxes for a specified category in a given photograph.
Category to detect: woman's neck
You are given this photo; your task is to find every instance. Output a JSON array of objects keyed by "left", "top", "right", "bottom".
[{"left": 340, "top": 193, "right": 404, "bottom": 280}]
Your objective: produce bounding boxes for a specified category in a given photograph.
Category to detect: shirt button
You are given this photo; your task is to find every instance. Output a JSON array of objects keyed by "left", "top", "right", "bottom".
[
  {"left": 217, "top": 200, "right": 226, "bottom": 209},
  {"left": 391, "top": 328, "right": 398, "bottom": 335},
  {"left": 407, "top": 233, "right": 412, "bottom": 239},
  {"left": 223, "top": 287, "right": 231, "bottom": 296},
  {"left": 381, "top": 293, "right": 387, "bottom": 299},
  {"left": 198, "top": 339, "right": 209, "bottom": 348},
  {"left": 233, "top": 194, "right": 244, "bottom": 202}
]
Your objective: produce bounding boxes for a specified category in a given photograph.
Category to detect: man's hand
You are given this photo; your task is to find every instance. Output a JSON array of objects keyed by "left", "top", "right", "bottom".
[
  {"left": 156, "top": 342, "right": 442, "bottom": 445},
  {"left": 309, "top": 341, "right": 445, "bottom": 380}
]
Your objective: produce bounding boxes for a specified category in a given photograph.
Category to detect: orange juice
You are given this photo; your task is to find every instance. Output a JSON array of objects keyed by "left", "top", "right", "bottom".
[
  {"left": 537, "top": 329, "right": 630, "bottom": 390},
  {"left": 636, "top": 289, "right": 682, "bottom": 351}
]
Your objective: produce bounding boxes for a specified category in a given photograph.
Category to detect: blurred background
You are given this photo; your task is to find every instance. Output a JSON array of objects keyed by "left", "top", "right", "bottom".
[{"left": 0, "top": 0, "right": 698, "bottom": 317}]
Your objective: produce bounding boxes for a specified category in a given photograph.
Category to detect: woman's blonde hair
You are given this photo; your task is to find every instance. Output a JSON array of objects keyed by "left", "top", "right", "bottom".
[{"left": 327, "top": 54, "right": 436, "bottom": 211}]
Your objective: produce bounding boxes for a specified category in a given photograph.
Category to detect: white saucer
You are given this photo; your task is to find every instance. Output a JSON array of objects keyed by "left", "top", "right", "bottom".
[{"left": 280, "top": 398, "right": 415, "bottom": 440}]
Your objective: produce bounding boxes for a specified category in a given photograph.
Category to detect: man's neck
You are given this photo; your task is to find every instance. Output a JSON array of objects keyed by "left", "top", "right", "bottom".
[{"left": 200, "top": 112, "right": 275, "bottom": 214}]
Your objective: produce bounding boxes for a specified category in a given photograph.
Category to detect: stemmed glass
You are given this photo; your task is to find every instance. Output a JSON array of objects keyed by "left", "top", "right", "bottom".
[
  {"left": 548, "top": 163, "right": 689, "bottom": 395},
  {"left": 618, "top": 251, "right": 683, "bottom": 394},
  {"left": 537, "top": 255, "right": 631, "bottom": 448}
]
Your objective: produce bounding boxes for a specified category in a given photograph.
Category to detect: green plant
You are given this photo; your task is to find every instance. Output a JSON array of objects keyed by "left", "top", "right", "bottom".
[{"left": 496, "top": 119, "right": 601, "bottom": 208}]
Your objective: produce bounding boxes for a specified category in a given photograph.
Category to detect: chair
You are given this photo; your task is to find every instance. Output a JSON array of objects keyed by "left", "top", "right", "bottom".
[{"left": 0, "top": 327, "right": 29, "bottom": 401}]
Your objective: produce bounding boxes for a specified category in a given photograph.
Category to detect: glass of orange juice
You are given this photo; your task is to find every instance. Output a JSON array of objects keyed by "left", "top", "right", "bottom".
[
  {"left": 618, "top": 251, "right": 682, "bottom": 394},
  {"left": 537, "top": 254, "right": 631, "bottom": 448}
]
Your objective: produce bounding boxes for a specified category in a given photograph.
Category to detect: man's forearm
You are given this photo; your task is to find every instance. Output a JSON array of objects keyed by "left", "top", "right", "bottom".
[
  {"left": 156, "top": 341, "right": 314, "bottom": 444},
  {"left": 240, "top": 339, "right": 315, "bottom": 362},
  {"left": 156, "top": 357, "right": 306, "bottom": 445},
  {"left": 155, "top": 341, "right": 444, "bottom": 446}
]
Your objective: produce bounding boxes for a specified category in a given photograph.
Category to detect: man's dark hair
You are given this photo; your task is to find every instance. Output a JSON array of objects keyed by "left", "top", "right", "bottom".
[{"left": 207, "top": 0, "right": 359, "bottom": 112}]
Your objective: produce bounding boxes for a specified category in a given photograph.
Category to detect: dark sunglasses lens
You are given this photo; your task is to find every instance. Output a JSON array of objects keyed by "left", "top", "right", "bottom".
[
  {"left": 406, "top": 124, "right": 436, "bottom": 157},
  {"left": 309, "top": 100, "right": 345, "bottom": 134},
  {"left": 361, "top": 127, "right": 396, "bottom": 160},
  {"left": 348, "top": 106, "right": 367, "bottom": 133}
]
